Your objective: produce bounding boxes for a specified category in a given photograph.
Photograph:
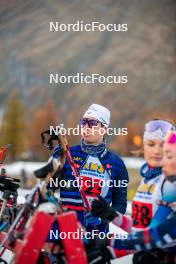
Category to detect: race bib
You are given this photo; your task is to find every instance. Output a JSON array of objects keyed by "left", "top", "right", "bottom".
[
  {"left": 132, "top": 200, "right": 152, "bottom": 228},
  {"left": 79, "top": 176, "right": 102, "bottom": 197}
]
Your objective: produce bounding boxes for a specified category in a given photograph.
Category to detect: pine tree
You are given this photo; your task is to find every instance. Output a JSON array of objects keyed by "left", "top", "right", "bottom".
[
  {"left": 0, "top": 90, "right": 27, "bottom": 160},
  {"left": 30, "top": 100, "right": 58, "bottom": 160}
]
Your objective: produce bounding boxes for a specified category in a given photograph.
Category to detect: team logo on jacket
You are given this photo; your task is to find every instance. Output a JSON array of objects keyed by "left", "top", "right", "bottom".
[
  {"left": 137, "top": 183, "right": 155, "bottom": 195},
  {"left": 73, "top": 156, "right": 83, "bottom": 162},
  {"left": 83, "top": 161, "right": 105, "bottom": 175}
]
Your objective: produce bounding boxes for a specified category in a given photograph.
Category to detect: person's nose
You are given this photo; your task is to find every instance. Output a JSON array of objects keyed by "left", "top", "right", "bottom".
[{"left": 154, "top": 145, "right": 162, "bottom": 155}]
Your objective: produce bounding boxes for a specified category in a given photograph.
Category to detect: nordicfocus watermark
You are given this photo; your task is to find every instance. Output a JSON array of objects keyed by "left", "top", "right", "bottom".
[
  {"left": 50, "top": 21, "right": 128, "bottom": 32},
  {"left": 49, "top": 73, "right": 128, "bottom": 84},
  {"left": 49, "top": 178, "right": 128, "bottom": 189},
  {"left": 49, "top": 228, "right": 128, "bottom": 240},
  {"left": 50, "top": 125, "right": 128, "bottom": 136}
]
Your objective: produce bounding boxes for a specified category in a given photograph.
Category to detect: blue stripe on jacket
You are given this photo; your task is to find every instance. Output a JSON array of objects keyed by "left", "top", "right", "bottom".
[{"left": 51, "top": 144, "right": 129, "bottom": 229}]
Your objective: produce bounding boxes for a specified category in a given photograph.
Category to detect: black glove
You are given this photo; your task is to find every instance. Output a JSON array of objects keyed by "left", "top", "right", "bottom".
[
  {"left": 85, "top": 237, "right": 113, "bottom": 264},
  {"left": 91, "top": 196, "right": 117, "bottom": 222},
  {"left": 133, "top": 249, "right": 175, "bottom": 264},
  {"left": 86, "top": 246, "right": 113, "bottom": 264}
]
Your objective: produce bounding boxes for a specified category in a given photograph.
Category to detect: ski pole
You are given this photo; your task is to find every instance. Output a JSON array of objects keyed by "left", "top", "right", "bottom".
[
  {"left": 53, "top": 132, "right": 91, "bottom": 212},
  {"left": 41, "top": 129, "right": 91, "bottom": 212},
  {"left": 65, "top": 143, "right": 90, "bottom": 212}
]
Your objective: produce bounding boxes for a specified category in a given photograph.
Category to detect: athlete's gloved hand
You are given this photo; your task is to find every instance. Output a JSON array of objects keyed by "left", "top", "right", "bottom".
[
  {"left": 91, "top": 196, "right": 118, "bottom": 222},
  {"left": 85, "top": 236, "right": 114, "bottom": 264},
  {"left": 86, "top": 246, "right": 113, "bottom": 264},
  {"left": 85, "top": 212, "right": 101, "bottom": 227},
  {"left": 52, "top": 144, "right": 62, "bottom": 158}
]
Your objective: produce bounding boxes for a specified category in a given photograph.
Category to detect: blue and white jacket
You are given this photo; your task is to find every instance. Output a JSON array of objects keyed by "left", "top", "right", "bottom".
[{"left": 49, "top": 143, "right": 129, "bottom": 231}]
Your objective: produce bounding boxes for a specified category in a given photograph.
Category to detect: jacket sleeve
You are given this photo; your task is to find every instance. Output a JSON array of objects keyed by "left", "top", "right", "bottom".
[
  {"left": 111, "top": 159, "right": 129, "bottom": 214},
  {"left": 110, "top": 213, "right": 176, "bottom": 251}
]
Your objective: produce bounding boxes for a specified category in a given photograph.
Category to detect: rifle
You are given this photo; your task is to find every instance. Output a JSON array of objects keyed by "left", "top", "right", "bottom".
[{"left": 41, "top": 127, "right": 90, "bottom": 212}]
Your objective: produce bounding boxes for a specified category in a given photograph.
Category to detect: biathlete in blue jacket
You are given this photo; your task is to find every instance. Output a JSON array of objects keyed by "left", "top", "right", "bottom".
[{"left": 49, "top": 103, "right": 129, "bottom": 233}]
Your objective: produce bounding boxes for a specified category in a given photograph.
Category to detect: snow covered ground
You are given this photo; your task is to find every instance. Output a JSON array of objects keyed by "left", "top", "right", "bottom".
[{"left": 5, "top": 157, "right": 144, "bottom": 178}]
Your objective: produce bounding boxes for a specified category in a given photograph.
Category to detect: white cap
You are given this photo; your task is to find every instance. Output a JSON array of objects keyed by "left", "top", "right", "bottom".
[{"left": 83, "top": 104, "right": 110, "bottom": 127}]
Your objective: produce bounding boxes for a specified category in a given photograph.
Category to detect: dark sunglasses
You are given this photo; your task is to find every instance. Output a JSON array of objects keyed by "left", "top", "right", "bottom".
[{"left": 80, "top": 118, "right": 101, "bottom": 128}]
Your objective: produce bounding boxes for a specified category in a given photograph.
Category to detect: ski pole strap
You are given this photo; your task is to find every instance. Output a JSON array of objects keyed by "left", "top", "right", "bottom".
[
  {"left": 45, "top": 191, "right": 58, "bottom": 206},
  {"left": 65, "top": 144, "right": 90, "bottom": 212},
  {"left": 0, "top": 222, "right": 8, "bottom": 232}
]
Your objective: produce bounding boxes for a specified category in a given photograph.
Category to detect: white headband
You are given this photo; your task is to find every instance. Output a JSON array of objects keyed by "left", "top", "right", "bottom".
[{"left": 143, "top": 128, "right": 166, "bottom": 143}]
